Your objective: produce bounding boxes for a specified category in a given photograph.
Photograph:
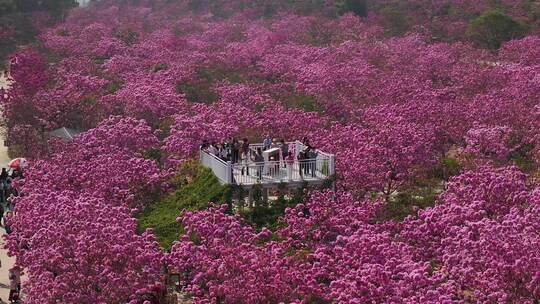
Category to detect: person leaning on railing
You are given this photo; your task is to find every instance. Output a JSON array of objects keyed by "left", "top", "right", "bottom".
[
  {"left": 253, "top": 148, "right": 264, "bottom": 180},
  {"left": 298, "top": 149, "right": 306, "bottom": 179},
  {"left": 240, "top": 138, "right": 250, "bottom": 176},
  {"left": 280, "top": 139, "right": 289, "bottom": 168},
  {"left": 309, "top": 146, "right": 318, "bottom": 177}
]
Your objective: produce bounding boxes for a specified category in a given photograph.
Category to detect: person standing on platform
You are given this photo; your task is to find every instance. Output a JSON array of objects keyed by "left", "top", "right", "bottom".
[
  {"left": 231, "top": 138, "right": 240, "bottom": 164},
  {"left": 286, "top": 151, "right": 295, "bottom": 180},
  {"left": 298, "top": 149, "right": 306, "bottom": 179},
  {"left": 240, "top": 138, "right": 250, "bottom": 176},
  {"left": 254, "top": 148, "right": 264, "bottom": 181},
  {"left": 309, "top": 147, "right": 318, "bottom": 177},
  {"left": 280, "top": 139, "right": 289, "bottom": 168},
  {"left": 263, "top": 135, "right": 272, "bottom": 151}
]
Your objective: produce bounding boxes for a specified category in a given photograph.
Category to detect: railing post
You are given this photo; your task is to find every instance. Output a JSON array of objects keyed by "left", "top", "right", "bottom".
[
  {"left": 329, "top": 154, "right": 336, "bottom": 176},
  {"left": 227, "top": 161, "right": 233, "bottom": 184}
]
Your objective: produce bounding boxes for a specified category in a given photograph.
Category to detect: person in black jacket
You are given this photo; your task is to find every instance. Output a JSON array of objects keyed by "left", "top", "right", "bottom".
[
  {"left": 0, "top": 203, "right": 4, "bottom": 227},
  {"left": 0, "top": 168, "right": 8, "bottom": 181}
]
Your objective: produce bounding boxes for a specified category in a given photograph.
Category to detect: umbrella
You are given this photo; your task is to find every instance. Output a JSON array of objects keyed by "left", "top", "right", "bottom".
[{"left": 9, "top": 158, "right": 28, "bottom": 169}]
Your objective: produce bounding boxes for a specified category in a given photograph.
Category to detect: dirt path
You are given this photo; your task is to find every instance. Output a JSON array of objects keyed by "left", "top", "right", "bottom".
[
  {"left": 0, "top": 71, "right": 17, "bottom": 303},
  {"left": 0, "top": 152, "right": 15, "bottom": 304},
  {"left": 0, "top": 233, "right": 16, "bottom": 303}
]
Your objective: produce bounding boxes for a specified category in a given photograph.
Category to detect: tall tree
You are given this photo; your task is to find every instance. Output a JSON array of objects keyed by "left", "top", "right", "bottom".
[{"left": 467, "top": 9, "right": 529, "bottom": 49}]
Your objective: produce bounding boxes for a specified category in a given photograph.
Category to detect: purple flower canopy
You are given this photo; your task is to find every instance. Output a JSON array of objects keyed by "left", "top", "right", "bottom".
[{"left": 2, "top": 0, "right": 540, "bottom": 303}]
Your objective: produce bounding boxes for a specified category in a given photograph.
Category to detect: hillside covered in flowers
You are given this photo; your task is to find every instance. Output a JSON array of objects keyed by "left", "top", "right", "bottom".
[{"left": 2, "top": 0, "right": 540, "bottom": 303}]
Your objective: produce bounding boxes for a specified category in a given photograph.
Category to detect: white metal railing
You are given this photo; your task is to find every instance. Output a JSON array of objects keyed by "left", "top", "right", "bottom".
[
  {"left": 249, "top": 141, "right": 306, "bottom": 158},
  {"left": 231, "top": 159, "right": 333, "bottom": 185},
  {"left": 200, "top": 141, "right": 335, "bottom": 186},
  {"left": 200, "top": 150, "right": 232, "bottom": 184}
]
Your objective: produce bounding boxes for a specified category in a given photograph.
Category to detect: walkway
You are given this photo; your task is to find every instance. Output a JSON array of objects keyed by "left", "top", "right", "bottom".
[
  {"left": 0, "top": 128, "right": 16, "bottom": 303},
  {"left": 0, "top": 230, "right": 15, "bottom": 304},
  {"left": 0, "top": 71, "right": 17, "bottom": 303}
]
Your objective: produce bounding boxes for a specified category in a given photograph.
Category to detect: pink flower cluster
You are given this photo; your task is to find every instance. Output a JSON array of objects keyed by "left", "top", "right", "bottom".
[
  {"left": 5, "top": 117, "right": 165, "bottom": 303},
  {"left": 465, "top": 124, "right": 513, "bottom": 161}
]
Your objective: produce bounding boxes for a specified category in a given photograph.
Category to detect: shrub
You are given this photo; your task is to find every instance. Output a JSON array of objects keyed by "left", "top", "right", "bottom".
[
  {"left": 467, "top": 10, "right": 529, "bottom": 49},
  {"left": 137, "top": 163, "right": 231, "bottom": 250},
  {"left": 380, "top": 6, "right": 411, "bottom": 36},
  {"left": 336, "top": 0, "right": 368, "bottom": 17},
  {"left": 240, "top": 183, "right": 306, "bottom": 230}
]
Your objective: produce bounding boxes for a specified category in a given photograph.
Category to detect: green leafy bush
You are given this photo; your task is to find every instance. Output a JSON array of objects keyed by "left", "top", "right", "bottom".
[
  {"left": 467, "top": 10, "right": 529, "bottom": 49},
  {"left": 137, "top": 163, "right": 231, "bottom": 250},
  {"left": 382, "top": 181, "right": 441, "bottom": 221},
  {"left": 0, "top": 0, "right": 16, "bottom": 14},
  {"left": 240, "top": 183, "right": 306, "bottom": 230},
  {"left": 176, "top": 67, "right": 244, "bottom": 104},
  {"left": 336, "top": 0, "right": 368, "bottom": 17},
  {"left": 430, "top": 156, "right": 462, "bottom": 182},
  {"left": 380, "top": 7, "right": 411, "bottom": 36}
]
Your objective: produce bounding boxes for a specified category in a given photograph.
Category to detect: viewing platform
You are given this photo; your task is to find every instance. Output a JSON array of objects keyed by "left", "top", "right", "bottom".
[{"left": 200, "top": 140, "right": 335, "bottom": 189}]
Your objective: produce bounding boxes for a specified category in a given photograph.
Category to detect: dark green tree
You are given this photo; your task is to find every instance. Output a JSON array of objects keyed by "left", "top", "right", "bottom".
[
  {"left": 336, "top": 0, "right": 368, "bottom": 17},
  {"left": 379, "top": 6, "right": 410, "bottom": 36},
  {"left": 0, "top": 0, "right": 16, "bottom": 15},
  {"left": 467, "top": 10, "right": 529, "bottom": 50}
]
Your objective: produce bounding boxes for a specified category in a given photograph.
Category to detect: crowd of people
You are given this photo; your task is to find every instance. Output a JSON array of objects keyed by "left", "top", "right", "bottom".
[
  {"left": 0, "top": 167, "right": 23, "bottom": 304},
  {"left": 201, "top": 136, "right": 320, "bottom": 181}
]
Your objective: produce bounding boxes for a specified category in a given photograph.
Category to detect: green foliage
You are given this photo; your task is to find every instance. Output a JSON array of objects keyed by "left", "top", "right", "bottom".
[
  {"left": 14, "top": 0, "right": 76, "bottom": 13},
  {"left": 143, "top": 148, "right": 162, "bottom": 162},
  {"left": 115, "top": 28, "right": 139, "bottom": 46},
  {"left": 379, "top": 7, "right": 411, "bottom": 36},
  {"left": 105, "top": 79, "right": 124, "bottom": 94},
  {"left": 197, "top": 67, "right": 245, "bottom": 83},
  {"left": 508, "top": 143, "right": 536, "bottom": 172},
  {"left": 40, "top": 0, "right": 77, "bottom": 15},
  {"left": 0, "top": 13, "right": 38, "bottom": 63},
  {"left": 176, "top": 67, "right": 244, "bottom": 104},
  {"left": 292, "top": 0, "right": 328, "bottom": 16},
  {"left": 296, "top": 94, "right": 322, "bottom": 112},
  {"left": 82, "top": 95, "right": 98, "bottom": 106},
  {"left": 0, "top": 0, "right": 77, "bottom": 64},
  {"left": 0, "top": 0, "right": 15, "bottom": 14},
  {"left": 176, "top": 82, "right": 219, "bottom": 104},
  {"left": 321, "top": 160, "right": 329, "bottom": 175},
  {"left": 336, "top": 0, "right": 368, "bottom": 17},
  {"left": 152, "top": 63, "right": 168, "bottom": 73},
  {"left": 92, "top": 57, "right": 108, "bottom": 65},
  {"left": 282, "top": 92, "right": 323, "bottom": 112},
  {"left": 137, "top": 162, "right": 231, "bottom": 250},
  {"left": 520, "top": 0, "right": 540, "bottom": 21},
  {"left": 382, "top": 180, "right": 441, "bottom": 221},
  {"left": 240, "top": 184, "right": 306, "bottom": 231},
  {"left": 56, "top": 28, "right": 69, "bottom": 36},
  {"left": 467, "top": 9, "right": 529, "bottom": 49},
  {"left": 430, "top": 156, "right": 462, "bottom": 182}
]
